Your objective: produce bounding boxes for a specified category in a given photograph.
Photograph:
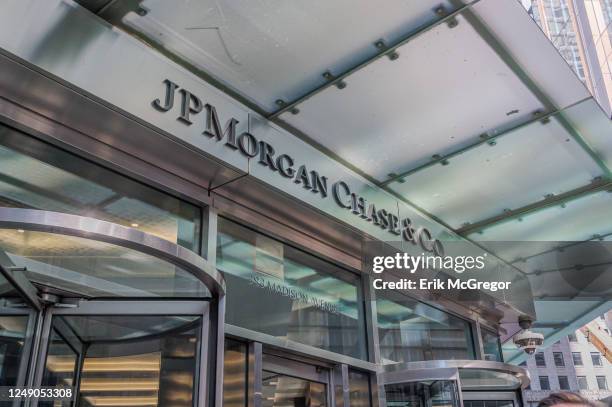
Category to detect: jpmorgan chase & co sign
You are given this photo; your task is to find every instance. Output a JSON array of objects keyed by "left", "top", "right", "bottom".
[{"left": 152, "top": 79, "right": 444, "bottom": 255}]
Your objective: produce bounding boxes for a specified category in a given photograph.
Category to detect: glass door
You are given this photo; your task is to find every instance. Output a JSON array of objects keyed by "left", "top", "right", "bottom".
[
  {"left": 33, "top": 300, "right": 209, "bottom": 407},
  {"left": 384, "top": 381, "right": 461, "bottom": 407},
  {"left": 462, "top": 392, "right": 519, "bottom": 407},
  {"left": 261, "top": 354, "right": 329, "bottom": 407},
  {"left": 0, "top": 262, "right": 41, "bottom": 407}
]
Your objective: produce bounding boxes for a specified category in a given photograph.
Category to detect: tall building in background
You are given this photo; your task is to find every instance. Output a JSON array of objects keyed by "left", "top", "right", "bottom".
[
  {"left": 521, "top": 313, "right": 612, "bottom": 405},
  {"left": 523, "top": 0, "right": 612, "bottom": 117}
]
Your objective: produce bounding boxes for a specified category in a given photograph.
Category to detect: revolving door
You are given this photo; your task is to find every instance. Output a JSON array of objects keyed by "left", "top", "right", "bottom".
[
  {"left": 380, "top": 360, "right": 529, "bottom": 407},
  {"left": 0, "top": 208, "right": 225, "bottom": 406}
]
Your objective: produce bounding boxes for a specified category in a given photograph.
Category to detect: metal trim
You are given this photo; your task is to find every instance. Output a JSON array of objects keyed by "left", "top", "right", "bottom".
[
  {"left": 379, "top": 359, "right": 529, "bottom": 389},
  {"left": 0, "top": 208, "right": 225, "bottom": 296},
  {"left": 457, "top": 178, "right": 612, "bottom": 235},
  {"left": 225, "top": 324, "right": 378, "bottom": 372},
  {"left": 0, "top": 264, "right": 42, "bottom": 311}
]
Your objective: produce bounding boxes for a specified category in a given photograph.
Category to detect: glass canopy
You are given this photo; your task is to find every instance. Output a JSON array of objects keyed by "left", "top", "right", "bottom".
[{"left": 57, "top": 0, "right": 612, "bottom": 363}]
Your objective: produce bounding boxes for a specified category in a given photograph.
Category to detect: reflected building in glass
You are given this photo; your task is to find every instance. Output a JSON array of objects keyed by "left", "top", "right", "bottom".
[{"left": 523, "top": 0, "right": 612, "bottom": 116}]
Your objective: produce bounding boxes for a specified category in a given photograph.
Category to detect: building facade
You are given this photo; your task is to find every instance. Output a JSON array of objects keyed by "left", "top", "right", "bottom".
[
  {"left": 0, "top": 0, "right": 611, "bottom": 406},
  {"left": 523, "top": 0, "right": 612, "bottom": 116},
  {"left": 522, "top": 313, "right": 612, "bottom": 405}
]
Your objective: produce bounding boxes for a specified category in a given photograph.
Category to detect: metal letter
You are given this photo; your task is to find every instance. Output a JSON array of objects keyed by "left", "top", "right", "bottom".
[
  {"left": 178, "top": 89, "right": 203, "bottom": 124},
  {"left": 294, "top": 165, "right": 312, "bottom": 189},
  {"left": 332, "top": 181, "right": 351, "bottom": 209},
  {"left": 350, "top": 194, "right": 368, "bottom": 219},
  {"left": 258, "top": 141, "right": 278, "bottom": 170},
  {"left": 276, "top": 154, "right": 295, "bottom": 178},
  {"left": 237, "top": 132, "right": 259, "bottom": 158},
  {"left": 388, "top": 213, "right": 401, "bottom": 235},
  {"left": 309, "top": 171, "right": 328, "bottom": 198},
  {"left": 152, "top": 79, "right": 178, "bottom": 112},
  {"left": 204, "top": 103, "right": 239, "bottom": 149}
]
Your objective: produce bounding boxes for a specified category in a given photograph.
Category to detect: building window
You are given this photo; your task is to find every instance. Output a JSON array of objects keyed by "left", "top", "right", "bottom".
[
  {"left": 591, "top": 352, "right": 603, "bottom": 366},
  {"left": 535, "top": 352, "right": 546, "bottom": 367},
  {"left": 223, "top": 339, "right": 248, "bottom": 407},
  {"left": 558, "top": 376, "right": 570, "bottom": 390},
  {"left": 0, "top": 127, "right": 202, "bottom": 252},
  {"left": 481, "top": 329, "right": 503, "bottom": 362},
  {"left": 376, "top": 293, "right": 475, "bottom": 364},
  {"left": 577, "top": 376, "right": 588, "bottom": 390},
  {"left": 349, "top": 370, "right": 372, "bottom": 407},
  {"left": 553, "top": 352, "right": 565, "bottom": 367},
  {"left": 597, "top": 376, "right": 608, "bottom": 390},
  {"left": 572, "top": 352, "right": 583, "bottom": 366},
  {"left": 539, "top": 376, "right": 550, "bottom": 390},
  {"left": 568, "top": 333, "right": 577, "bottom": 342},
  {"left": 217, "top": 218, "right": 367, "bottom": 359}
]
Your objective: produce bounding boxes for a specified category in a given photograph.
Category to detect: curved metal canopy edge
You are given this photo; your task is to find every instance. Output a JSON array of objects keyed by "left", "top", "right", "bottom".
[{"left": 0, "top": 207, "right": 225, "bottom": 296}]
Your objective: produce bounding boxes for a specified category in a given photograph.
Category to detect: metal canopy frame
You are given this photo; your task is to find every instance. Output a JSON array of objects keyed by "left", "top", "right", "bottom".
[{"left": 457, "top": 177, "right": 612, "bottom": 235}]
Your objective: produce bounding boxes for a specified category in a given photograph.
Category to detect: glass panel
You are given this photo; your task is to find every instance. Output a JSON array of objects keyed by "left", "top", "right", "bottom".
[
  {"left": 535, "top": 352, "right": 545, "bottom": 367},
  {"left": 0, "top": 127, "right": 200, "bottom": 251},
  {"left": 597, "top": 376, "right": 608, "bottom": 390},
  {"left": 40, "top": 331, "right": 78, "bottom": 407},
  {"left": 459, "top": 369, "right": 521, "bottom": 391},
  {"left": 376, "top": 294, "right": 474, "bottom": 364},
  {"left": 384, "top": 380, "right": 459, "bottom": 407},
  {"left": 333, "top": 366, "right": 344, "bottom": 407},
  {"left": 0, "top": 229, "right": 210, "bottom": 298},
  {"left": 553, "top": 352, "right": 564, "bottom": 367},
  {"left": 591, "top": 352, "right": 603, "bottom": 366},
  {"left": 42, "top": 315, "right": 202, "bottom": 407},
  {"left": 0, "top": 273, "right": 32, "bottom": 389},
  {"left": 348, "top": 370, "right": 371, "bottom": 407},
  {"left": 577, "top": 376, "right": 588, "bottom": 390},
  {"left": 464, "top": 401, "right": 514, "bottom": 407},
  {"left": 481, "top": 329, "right": 503, "bottom": 362},
  {"left": 224, "top": 339, "right": 248, "bottom": 407},
  {"left": 539, "top": 376, "right": 550, "bottom": 390},
  {"left": 262, "top": 371, "right": 326, "bottom": 407},
  {"left": 280, "top": 13, "right": 545, "bottom": 183},
  {"left": 572, "top": 352, "right": 582, "bottom": 365},
  {"left": 559, "top": 376, "right": 570, "bottom": 390},
  {"left": 389, "top": 114, "right": 602, "bottom": 229},
  {"left": 124, "top": 0, "right": 463, "bottom": 112},
  {"left": 217, "top": 218, "right": 366, "bottom": 359}
]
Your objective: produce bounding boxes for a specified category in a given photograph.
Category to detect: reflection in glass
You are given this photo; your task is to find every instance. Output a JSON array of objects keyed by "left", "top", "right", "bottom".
[
  {"left": 0, "top": 314, "right": 29, "bottom": 387},
  {"left": 377, "top": 295, "right": 474, "bottom": 364},
  {"left": 481, "top": 329, "right": 503, "bottom": 362},
  {"left": 40, "top": 331, "right": 77, "bottom": 407},
  {"left": 0, "top": 127, "right": 200, "bottom": 251},
  {"left": 0, "top": 273, "right": 31, "bottom": 390},
  {"left": 464, "top": 401, "right": 514, "bottom": 407},
  {"left": 348, "top": 370, "right": 371, "bottom": 407},
  {"left": 41, "top": 315, "right": 201, "bottom": 407},
  {"left": 459, "top": 369, "right": 521, "bottom": 391},
  {"left": 385, "top": 381, "right": 459, "bottom": 407},
  {"left": 262, "top": 371, "right": 326, "bottom": 407},
  {"left": 0, "top": 229, "right": 210, "bottom": 298},
  {"left": 224, "top": 339, "right": 248, "bottom": 407},
  {"left": 217, "top": 218, "right": 366, "bottom": 359}
]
